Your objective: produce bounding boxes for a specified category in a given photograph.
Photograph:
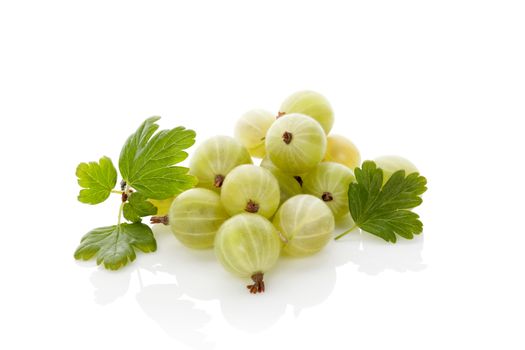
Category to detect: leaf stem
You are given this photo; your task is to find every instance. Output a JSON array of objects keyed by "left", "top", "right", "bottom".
[
  {"left": 111, "top": 190, "right": 123, "bottom": 194},
  {"left": 117, "top": 202, "right": 124, "bottom": 225},
  {"left": 334, "top": 224, "right": 358, "bottom": 241}
]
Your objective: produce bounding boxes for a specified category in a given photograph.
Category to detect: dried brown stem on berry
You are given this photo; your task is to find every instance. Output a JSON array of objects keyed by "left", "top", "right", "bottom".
[
  {"left": 282, "top": 131, "right": 293, "bottom": 144},
  {"left": 245, "top": 200, "right": 259, "bottom": 213},
  {"left": 322, "top": 192, "right": 333, "bottom": 201},
  {"left": 276, "top": 111, "right": 286, "bottom": 119},
  {"left": 246, "top": 272, "right": 265, "bottom": 294},
  {"left": 150, "top": 215, "right": 169, "bottom": 225},
  {"left": 214, "top": 174, "right": 225, "bottom": 188}
]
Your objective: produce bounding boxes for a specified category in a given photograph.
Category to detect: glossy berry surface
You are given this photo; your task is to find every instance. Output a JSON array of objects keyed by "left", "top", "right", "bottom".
[
  {"left": 273, "top": 194, "right": 335, "bottom": 257},
  {"left": 265, "top": 113, "right": 327, "bottom": 175}
]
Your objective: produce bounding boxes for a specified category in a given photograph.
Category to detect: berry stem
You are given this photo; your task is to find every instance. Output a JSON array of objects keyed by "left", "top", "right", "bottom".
[
  {"left": 245, "top": 200, "right": 260, "bottom": 213},
  {"left": 334, "top": 224, "right": 358, "bottom": 240},
  {"left": 247, "top": 272, "right": 265, "bottom": 294},
  {"left": 214, "top": 174, "right": 225, "bottom": 188},
  {"left": 150, "top": 215, "right": 169, "bottom": 225},
  {"left": 321, "top": 192, "right": 333, "bottom": 201},
  {"left": 282, "top": 131, "right": 293, "bottom": 144},
  {"left": 117, "top": 183, "right": 131, "bottom": 226}
]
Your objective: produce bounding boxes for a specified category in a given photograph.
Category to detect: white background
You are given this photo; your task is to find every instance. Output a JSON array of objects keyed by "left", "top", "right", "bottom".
[{"left": 1, "top": 1, "right": 524, "bottom": 349}]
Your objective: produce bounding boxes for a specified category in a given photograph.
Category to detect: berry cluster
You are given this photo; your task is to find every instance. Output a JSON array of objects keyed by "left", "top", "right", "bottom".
[{"left": 152, "top": 90, "right": 419, "bottom": 293}]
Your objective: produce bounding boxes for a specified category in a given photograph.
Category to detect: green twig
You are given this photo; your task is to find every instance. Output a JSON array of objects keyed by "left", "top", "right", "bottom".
[
  {"left": 334, "top": 224, "right": 358, "bottom": 241},
  {"left": 117, "top": 202, "right": 124, "bottom": 225}
]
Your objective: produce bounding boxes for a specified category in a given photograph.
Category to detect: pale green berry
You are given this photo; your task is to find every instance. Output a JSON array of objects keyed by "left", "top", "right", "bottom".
[
  {"left": 259, "top": 157, "right": 302, "bottom": 204},
  {"left": 168, "top": 188, "right": 229, "bottom": 249},
  {"left": 279, "top": 90, "right": 334, "bottom": 134},
  {"left": 324, "top": 134, "right": 361, "bottom": 170},
  {"left": 302, "top": 162, "right": 355, "bottom": 219},
  {"left": 234, "top": 109, "right": 275, "bottom": 158},
  {"left": 189, "top": 136, "right": 252, "bottom": 191},
  {"left": 273, "top": 194, "right": 335, "bottom": 257},
  {"left": 214, "top": 213, "right": 281, "bottom": 293},
  {"left": 265, "top": 113, "right": 327, "bottom": 175},
  {"left": 374, "top": 155, "right": 418, "bottom": 183},
  {"left": 220, "top": 164, "right": 280, "bottom": 218}
]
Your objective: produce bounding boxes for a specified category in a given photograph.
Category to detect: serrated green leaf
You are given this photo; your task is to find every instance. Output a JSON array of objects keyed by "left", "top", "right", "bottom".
[
  {"left": 348, "top": 160, "right": 427, "bottom": 243},
  {"left": 119, "top": 117, "right": 197, "bottom": 199},
  {"left": 74, "top": 223, "right": 156, "bottom": 270},
  {"left": 118, "top": 117, "right": 160, "bottom": 181},
  {"left": 123, "top": 192, "right": 158, "bottom": 223},
  {"left": 76, "top": 156, "right": 117, "bottom": 204}
]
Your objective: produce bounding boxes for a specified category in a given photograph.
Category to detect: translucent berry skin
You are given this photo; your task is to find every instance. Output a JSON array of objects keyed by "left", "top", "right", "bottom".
[
  {"left": 259, "top": 157, "right": 302, "bottom": 204},
  {"left": 168, "top": 188, "right": 229, "bottom": 249},
  {"left": 302, "top": 162, "right": 356, "bottom": 219},
  {"left": 265, "top": 113, "right": 327, "bottom": 175},
  {"left": 374, "top": 155, "right": 418, "bottom": 183},
  {"left": 214, "top": 213, "right": 281, "bottom": 277},
  {"left": 148, "top": 197, "right": 175, "bottom": 216},
  {"left": 189, "top": 136, "right": 252, "bottom": 192},
  {"left": 234, "top": 109, "right": 275, "bottom": 158},
  {"left": 279, "top": 90, "right": 334, "bottom": 134},
  {"left": 323, "top": 134, "right": 361, "bottom": 170},
  {"left": 220, "top": 164, "right": 280, "bottom": 218},
  {"left": 273, "top": 194, "right": 335, "bottom": 257}
]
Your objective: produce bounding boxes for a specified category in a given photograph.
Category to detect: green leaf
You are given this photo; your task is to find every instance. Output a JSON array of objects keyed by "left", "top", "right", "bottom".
[
  {"left": 348, "top": 160, "right": 427, "bottom": 243},
  {"left": 119, "top": 117, "right": 197, "bottom": 199},
  {"left": 123, "top": 192, "right": 158, "bottom": 223},
  {"left": 76, "top": 156, "right": 117, "bottom": 204},
  {"left": 74, "top": 223, "right": 156, "bottom": 270}
]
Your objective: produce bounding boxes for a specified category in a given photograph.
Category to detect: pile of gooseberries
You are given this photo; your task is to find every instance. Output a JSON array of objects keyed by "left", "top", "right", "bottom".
[{"left": 151, "top": 90, "right": 419, "bottom": 293}]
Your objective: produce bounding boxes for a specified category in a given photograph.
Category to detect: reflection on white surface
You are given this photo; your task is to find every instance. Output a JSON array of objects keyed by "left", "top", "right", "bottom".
[
  {"left": 87, "top": 226, "right": 217, "bottom": 350},
  {"left": 90, "top": 267, "right": 131, "bottom": 305},
  {"left": 136, "top": 284, "right": 214, "bottom": 350},
  {"left": 216, "top": 245, "right": 342, "bottom": 331},
  {"left": 87, "top": 222, "right": 425, "bottom": 345},
  {"left": 337, "top": 229, "right": 426, "bottom": 275}
]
